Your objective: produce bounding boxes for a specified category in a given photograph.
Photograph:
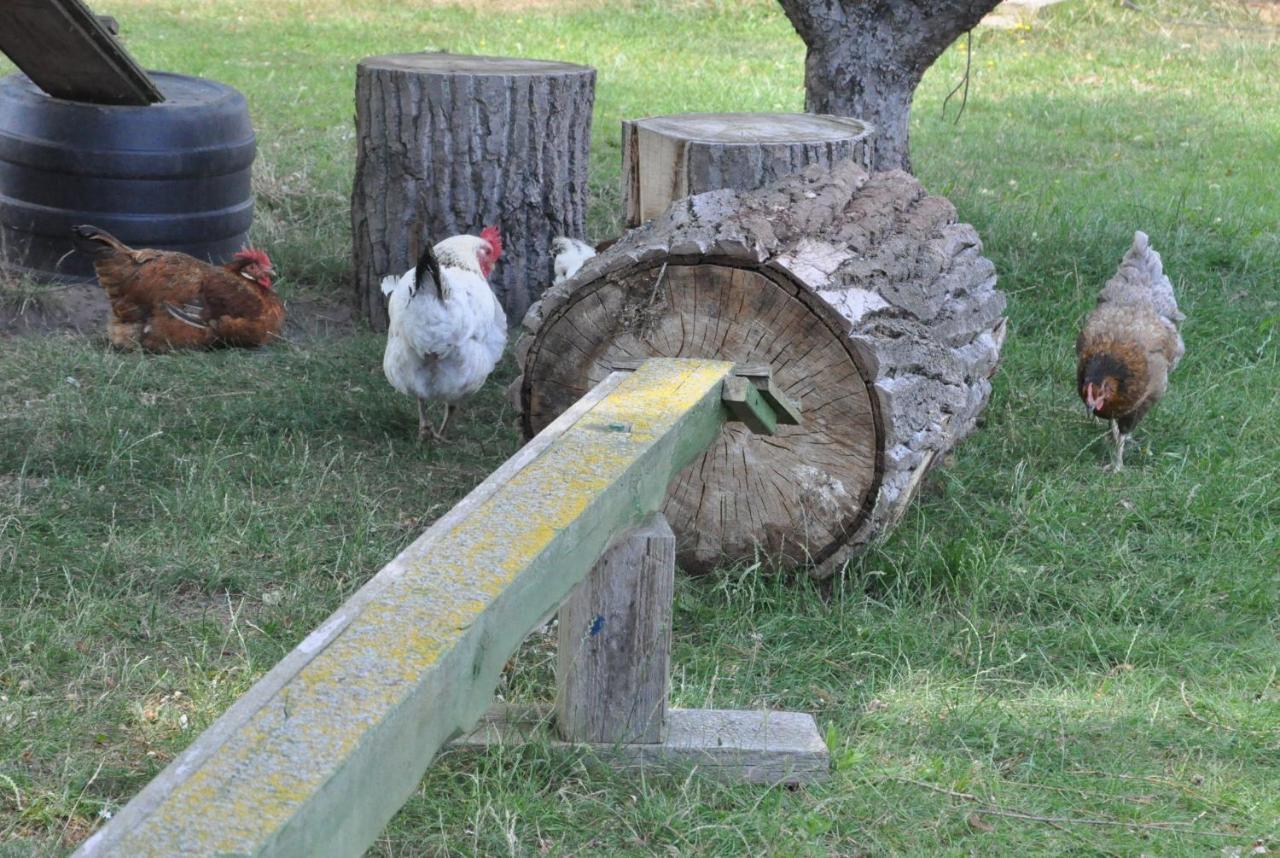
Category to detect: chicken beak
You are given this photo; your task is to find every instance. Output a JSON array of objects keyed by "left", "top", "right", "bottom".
[{"left": 1083, "top": 384, "right": 1102, "bottom": 415}]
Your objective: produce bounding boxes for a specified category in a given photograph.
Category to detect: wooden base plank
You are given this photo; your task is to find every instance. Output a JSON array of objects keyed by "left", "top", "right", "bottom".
[{"left": 452, "top": 704, "right": 830, "bottom": 786}]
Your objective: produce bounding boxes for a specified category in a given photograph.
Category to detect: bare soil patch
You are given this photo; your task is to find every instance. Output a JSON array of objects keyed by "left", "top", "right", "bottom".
[{"left": 0, "top": 281, "right": 358, "bottom": 340}]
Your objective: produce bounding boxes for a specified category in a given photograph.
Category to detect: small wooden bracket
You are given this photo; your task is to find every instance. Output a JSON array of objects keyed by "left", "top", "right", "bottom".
[
  {"left": 722, "top": 366, "right": 802, "bottom": 435},
  {"left": 608, "top": 360, "right": 801, "bottom": 435},
  {"left": 722, "top": 376, "right": 778, "bottom": 435},
  {"left": 732, "top": 365, "right": 802, "bottom": 425}
]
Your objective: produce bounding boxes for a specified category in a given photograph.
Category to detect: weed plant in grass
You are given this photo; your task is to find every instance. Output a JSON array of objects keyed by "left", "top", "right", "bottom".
[{"left": 2, "top": 0, "right": 1278, "bottom": 855}]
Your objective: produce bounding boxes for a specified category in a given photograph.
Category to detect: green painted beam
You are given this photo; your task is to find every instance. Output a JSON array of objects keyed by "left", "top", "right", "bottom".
[
  {"left": 732, "top": 365, "right": 802, "bottom": 426},
  {"left": 75, "top": 359, "right": 736, "bottom": 858},
  {"left": 722, "top": 376, "right": 778, "bottom": 435}
]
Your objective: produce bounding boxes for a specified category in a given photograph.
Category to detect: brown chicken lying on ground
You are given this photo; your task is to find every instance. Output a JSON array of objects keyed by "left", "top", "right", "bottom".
[
  {"left": 1076, "top": 231, "right": 1185, "bottom": 470},
  {"left": 71, "top": 225, "right": 284, "bottom": 352}
]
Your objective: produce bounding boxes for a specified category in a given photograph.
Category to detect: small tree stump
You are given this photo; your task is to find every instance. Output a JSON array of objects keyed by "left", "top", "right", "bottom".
[
  {"left": 622, "top": 112, "right": 872, "bottom": 227},
  {"left": 351, "top": 52, "right": 595, "bottom": 329},
  {"left": 514, "top": 161, "right": 1007, "bottom": 577},
  {"left": 556, "top": 514, "right": 675, "bottom": 745}
]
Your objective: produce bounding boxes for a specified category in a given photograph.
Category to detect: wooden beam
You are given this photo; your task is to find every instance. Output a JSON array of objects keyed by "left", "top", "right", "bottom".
[{"left": 75, "top": 359, "right": 736, "bottom": 858}]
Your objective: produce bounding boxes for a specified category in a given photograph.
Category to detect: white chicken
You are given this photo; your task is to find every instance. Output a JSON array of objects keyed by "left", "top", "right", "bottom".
[
  {"left": 551, "top": 236, "right": 596, "bottom": 286},
  {"left": 381, "top": 226, "right": 507, "bottom": 442}
]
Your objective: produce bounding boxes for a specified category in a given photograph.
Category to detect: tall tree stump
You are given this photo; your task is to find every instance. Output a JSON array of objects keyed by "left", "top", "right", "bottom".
[
  {"left": 351, "top": 53, "right": 595, "bottom": 329},
  {"left": 622, "top": 113, "right": 872, "bottom": 226},
  {"left": 513, "top": 161, "right": 1007, "bottom": 577}
]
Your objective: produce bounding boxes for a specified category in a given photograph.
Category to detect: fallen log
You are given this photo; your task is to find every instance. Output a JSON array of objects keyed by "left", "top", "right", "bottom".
[{"left": 514, "top": 160, "right": 1007, "bottom": 576}]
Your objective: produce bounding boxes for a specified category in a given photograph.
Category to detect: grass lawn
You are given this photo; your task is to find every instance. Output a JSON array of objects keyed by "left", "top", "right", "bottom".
[{"left": 2, "top": 0, "right": 1278, "bottom": 854}]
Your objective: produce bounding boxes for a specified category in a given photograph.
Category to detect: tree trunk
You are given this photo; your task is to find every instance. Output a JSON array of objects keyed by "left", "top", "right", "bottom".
[
  {"left": 776, "top": 0, "right": 1001, "bottom": 172},
  {"left": 513, "top": 161, "right": 1007, "bottom": 577},
  {"left": 621, "top": 112, "right": 872, "bottom": 226},
  {"left": 351, "top": 53, "right": 595, "bottom": 330}
]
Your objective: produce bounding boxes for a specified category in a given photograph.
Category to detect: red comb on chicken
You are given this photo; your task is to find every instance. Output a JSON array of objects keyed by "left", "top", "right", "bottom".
[
  {"left": 478, "top": 226, "right": 502, "bottom": 278},
  {"left": 232, "top": 248, "right": 275, "bottom": 288},
  {"left": 480, "top": 225, "right": 502, "bottom": 256}
]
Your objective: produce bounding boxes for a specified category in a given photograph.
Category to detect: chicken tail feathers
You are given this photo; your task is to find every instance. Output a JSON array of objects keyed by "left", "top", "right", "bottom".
[
  {"left": 1102, "top": 231, "right": 1184, "bottom": 328},
  {"left": 70, "top": 225, "right": 129, "bottom": 259},
  {"left": 413, "top": 241, "right": 445, "bottom": 302}
]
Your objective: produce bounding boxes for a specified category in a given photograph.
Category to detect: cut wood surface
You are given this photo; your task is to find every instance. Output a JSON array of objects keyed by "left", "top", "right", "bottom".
[
  {"left": 516, "top": 161, "right": 1007, "bottom": 577},
  {"left": 351, "top": 52, "right": 595, "bottom": 329},
  {"left": 622, "top": 112, "right": 872, "bottom": 226}
]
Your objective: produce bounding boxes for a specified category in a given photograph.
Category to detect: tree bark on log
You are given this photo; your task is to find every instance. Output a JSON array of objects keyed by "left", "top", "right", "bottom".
[
  {"left": 351, "top": 53, "right": 595, "bottom": 330},
  {"left": 622, "top": 113, "right": 872, "bottom": 226},
  {"left": 775, "top": 0, "right": 1001, "bottom": 172},
  {"left": 513, "top": 161, "right": 1006, "bottom": 577}
]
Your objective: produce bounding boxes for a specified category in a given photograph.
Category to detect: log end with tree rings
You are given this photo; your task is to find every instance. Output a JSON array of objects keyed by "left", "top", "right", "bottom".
[{"left": 515, "top": 161, "right": 1007, "bottom": 577}]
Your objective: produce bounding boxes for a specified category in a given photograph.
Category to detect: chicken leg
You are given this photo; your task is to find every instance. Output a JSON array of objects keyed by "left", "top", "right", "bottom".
[
  {"left": 417, "top": 399, "right": 441, "bottom": 443},
  {"left": 416, "top": 400, "right": 456, "bottom": 443},
  {"left": 1109, "top": 420, "right": 1128, "bottom": 471},
  {"left": 437, "top": 403, "right": 456, "bottom": 440}
]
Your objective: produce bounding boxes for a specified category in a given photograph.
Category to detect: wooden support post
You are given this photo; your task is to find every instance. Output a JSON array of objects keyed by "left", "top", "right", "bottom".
[
  {"left": 460, "top": 446, "right": 830, "bottom": 786},
  {"left": 557, "top": 514, "right": 675, "bottom": 744}
]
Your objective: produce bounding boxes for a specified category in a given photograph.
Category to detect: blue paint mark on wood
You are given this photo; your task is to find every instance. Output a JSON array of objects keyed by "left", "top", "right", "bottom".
[{"left": 589, "top": 615, "right": 604, "bottom": 637}]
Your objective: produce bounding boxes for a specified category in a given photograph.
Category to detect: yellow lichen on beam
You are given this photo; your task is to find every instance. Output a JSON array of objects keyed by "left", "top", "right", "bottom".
[{"left": 80, "top": 359, "right": 734, "bottom": 858}]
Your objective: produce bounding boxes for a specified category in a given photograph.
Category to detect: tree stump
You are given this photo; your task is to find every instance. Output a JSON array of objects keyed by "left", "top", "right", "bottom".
[
  {"left": 622, "top": 113, "right": 872, "bottom": 227},
  {"left": 351, "top": 53, "right": 595, "bottom": 329},
  {"left": 513, "top": 161, "right": 1007, "bottom": 577}
]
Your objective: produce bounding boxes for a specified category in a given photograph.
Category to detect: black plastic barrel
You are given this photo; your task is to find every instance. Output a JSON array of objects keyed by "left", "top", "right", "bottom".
[{"left": 0, "top": 71, "right": 255, "bottom": 281}]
